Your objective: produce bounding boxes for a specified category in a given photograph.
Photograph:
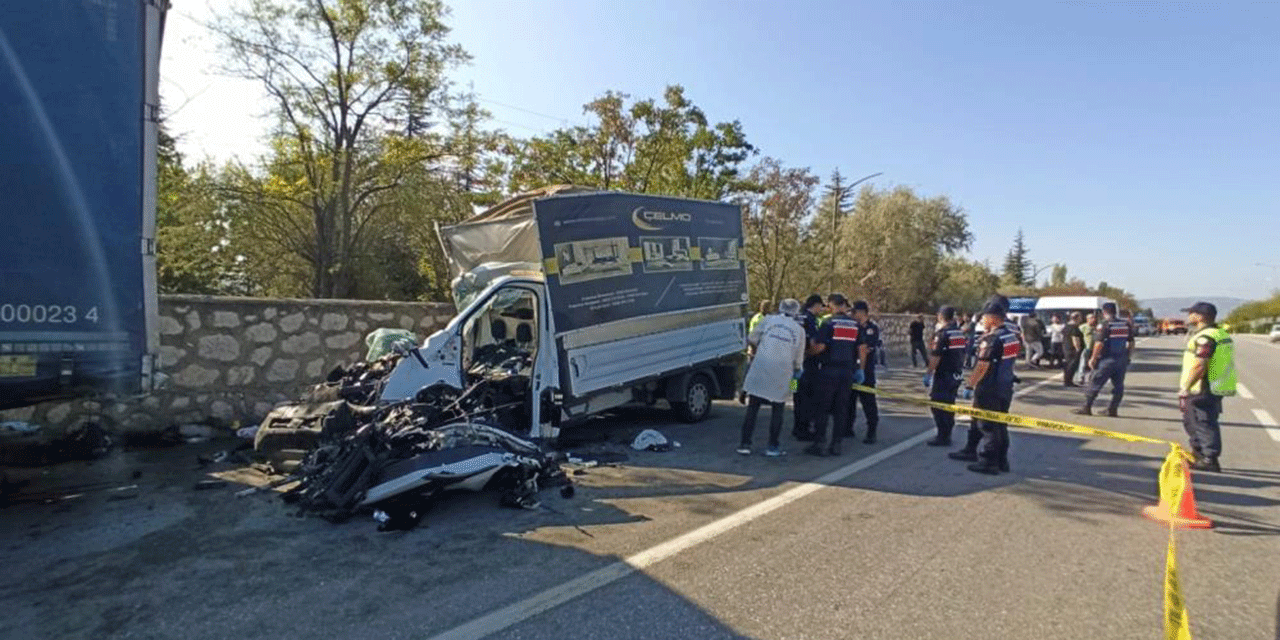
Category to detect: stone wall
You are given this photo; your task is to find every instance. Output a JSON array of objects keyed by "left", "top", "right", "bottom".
[
  {"left": 2, "top": 296, "right": 454, "bottom": 435},
  {"left": 2, "top": 302, "right": 918, "bottom": 436}
]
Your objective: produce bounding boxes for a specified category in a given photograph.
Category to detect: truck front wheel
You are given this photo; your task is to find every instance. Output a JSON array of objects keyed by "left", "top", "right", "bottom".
[{"left": 673, "top": 373, "right": 713, "bottom": 423}]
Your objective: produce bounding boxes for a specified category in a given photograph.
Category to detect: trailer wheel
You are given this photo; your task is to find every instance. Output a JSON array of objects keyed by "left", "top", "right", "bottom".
[{"left": 673, "top": 374, "right": 713, "bottom": 423}]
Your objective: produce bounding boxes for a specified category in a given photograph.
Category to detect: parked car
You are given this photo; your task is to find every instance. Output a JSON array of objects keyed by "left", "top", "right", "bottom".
[{"left": 1270, "top": 324, "right": 1280, "bottom": 342}]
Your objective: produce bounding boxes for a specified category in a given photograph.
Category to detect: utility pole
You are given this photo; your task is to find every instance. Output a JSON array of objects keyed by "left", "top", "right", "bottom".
[{"left": 826, "top": 171, "right": 882, "bottom": 292}]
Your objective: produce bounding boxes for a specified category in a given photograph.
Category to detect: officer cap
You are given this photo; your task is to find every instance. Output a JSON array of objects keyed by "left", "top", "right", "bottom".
[
  {"left": 803, "top": 294, "right": 825, "bottom": 309},
  {"left": 851, "top": 300, "right": 870, "bottom": 312},
  {"left": 827, "top": 293, "right": 850, "bottom": 307},
  {"left": 985, "top": 294, "right": 1010, "bottom": 314},
  {"left": 981, "top": 302, "right": 1005, "bottom": 318},
  {"left": 1181, "top": 301, "right": 1217, "bottom": 320},
  {"left": 1101, "top": 302, "right": 1118, "bottom": 315},
  {"left": 938, "top": 305, "right": 957, "bottom": 320}
]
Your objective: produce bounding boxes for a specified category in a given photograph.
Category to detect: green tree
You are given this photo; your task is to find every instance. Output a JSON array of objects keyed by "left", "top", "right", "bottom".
[
  {"left": 934, "top": 257, "right": 1001, "bottom": 313},
  {"left": 737, "top": 158, "right": 819, "bottom": 306},
  {"left": 1001, "top": 229, "right": 1031, "bottom": 287},
  {"left": 155, "top": 121, "right": 250, "bottom": 295},
  {"left": 838, "top": 185, "right": 973, "bottom": 312},
  {"left": 816, "top": 169, "right": 854, "bottom": 292},
  {"left": 1050, "top": 263, "right": 1068, "bottom": 287},
  {"left": 211, "top": 0, "right": 467, "bottom": 298},
  {"left": 505, "top": 85, "right": 754, "bottom": 200}
]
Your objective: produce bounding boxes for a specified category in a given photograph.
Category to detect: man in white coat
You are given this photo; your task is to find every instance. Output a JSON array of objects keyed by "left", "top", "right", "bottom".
[{"left": 738, "top": 299, "right": 807, "bottom": 456}]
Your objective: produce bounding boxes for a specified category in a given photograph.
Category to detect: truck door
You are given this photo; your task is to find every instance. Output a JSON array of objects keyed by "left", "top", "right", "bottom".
[{"left": 459, "top": 286, "right": 543, "bottom": 434}]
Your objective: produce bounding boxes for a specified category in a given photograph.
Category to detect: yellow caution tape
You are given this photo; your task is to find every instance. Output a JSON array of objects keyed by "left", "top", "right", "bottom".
[
  {"left": 850, "top": 383, "right": 1196, "bottom": 639},
  {"left": 852, "top": 384, "right": 1168, "bottom": 445}
]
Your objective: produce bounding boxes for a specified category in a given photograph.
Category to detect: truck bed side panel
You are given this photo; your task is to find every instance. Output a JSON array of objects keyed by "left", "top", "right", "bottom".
[{"left": 563, "top": 318, "right": 744, "bottom": 397}]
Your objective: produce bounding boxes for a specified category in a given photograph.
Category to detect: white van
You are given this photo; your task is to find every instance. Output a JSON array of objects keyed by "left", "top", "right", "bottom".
[{"left": 1034, "top": 296, "right": 1117, "bottom": 319}]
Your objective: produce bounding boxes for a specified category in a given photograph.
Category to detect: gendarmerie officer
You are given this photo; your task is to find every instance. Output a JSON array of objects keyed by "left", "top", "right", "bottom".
[
  {"left": 1075, "top": 302, "right": 1134, "bottom": 417},
  {"left": 792, "top": 294, "right": 826, "bottom": 442},
  {"left": 804, "top": 294, "right": 867, "bottom": 457},
  {"left": 950, "top": 302, "right": 1019, "bottom": 473},
  {"left": 847, "top": 300, "right": 881, "bottom": 444},
  {"left": 924, "top": 306, "right": 967, "bottom": 447}
]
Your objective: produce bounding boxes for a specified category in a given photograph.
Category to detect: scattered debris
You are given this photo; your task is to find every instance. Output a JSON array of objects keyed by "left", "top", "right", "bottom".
[
  {"left": 364, "top": 328, "right": 418, "bottom": 362},
  {"left": 178, "top": 424, "right": 216, "bottom": 439},
  {"left": 630, "top": 429, "right": 678, "bottom": 452},
  {"left": 193, "top": 480, "right": 228, "bottom": 491},
  {"left": 1, "top": 421, "right": 41, "bottom": 435},
  {"left": 236, "top": 425, "right": 259, "bottom": 440}
]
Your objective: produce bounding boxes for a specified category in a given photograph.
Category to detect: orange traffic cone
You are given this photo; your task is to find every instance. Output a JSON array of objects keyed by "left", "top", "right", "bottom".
[{"left": 1143, "top": 461, "right": 1213, "bottom": 529}]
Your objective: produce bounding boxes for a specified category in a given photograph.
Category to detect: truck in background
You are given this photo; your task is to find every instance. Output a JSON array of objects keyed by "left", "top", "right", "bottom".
[
  {"left": 378, "top": 187, "right": 748, "bottom": 439},
  {"left": 0, "top": 1, "right": 163, "bottom": 410}
]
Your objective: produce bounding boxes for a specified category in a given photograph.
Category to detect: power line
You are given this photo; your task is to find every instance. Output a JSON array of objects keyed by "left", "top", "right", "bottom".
[{"left": 474, "top": 95, "right": 576, "bottom": 125}]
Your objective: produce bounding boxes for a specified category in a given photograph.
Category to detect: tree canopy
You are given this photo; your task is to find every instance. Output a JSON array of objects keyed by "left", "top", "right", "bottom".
[{"left": 157, "top": 0, "right": 1148, "bottom": 311}]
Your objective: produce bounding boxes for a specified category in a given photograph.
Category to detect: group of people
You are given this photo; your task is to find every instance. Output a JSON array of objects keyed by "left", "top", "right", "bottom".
[
  {"left": 738, "top": 293, "right": 1237, "bottom": 475},
  {"left": 739, "top": 294, "right": 883, "bottom": 458}
]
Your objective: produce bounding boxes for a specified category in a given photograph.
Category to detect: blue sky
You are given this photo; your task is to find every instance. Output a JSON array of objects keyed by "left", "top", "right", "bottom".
[{"left": 162, "top": 1, "right": 1280, "bottom": 300}]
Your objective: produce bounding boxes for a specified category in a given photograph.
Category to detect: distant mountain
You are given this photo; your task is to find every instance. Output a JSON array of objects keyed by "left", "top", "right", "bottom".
[{"left": 1140, "top": 297, "right": 1248, "bottom": 319}]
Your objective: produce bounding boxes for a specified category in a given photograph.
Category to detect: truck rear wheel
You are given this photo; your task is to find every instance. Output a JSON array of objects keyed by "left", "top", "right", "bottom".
[{"left": 673, "top": 374, "right": 713, "bottom": 423}]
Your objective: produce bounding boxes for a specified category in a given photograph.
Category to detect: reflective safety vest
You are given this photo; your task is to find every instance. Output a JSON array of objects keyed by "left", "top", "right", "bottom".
[{"left": 1180, "top": 326, "right": 1236, "bottom": 396}]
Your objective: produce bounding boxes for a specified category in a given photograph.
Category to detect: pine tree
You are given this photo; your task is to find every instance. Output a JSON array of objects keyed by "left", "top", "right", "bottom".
[
  {"left": 820, "top": 169, "right": 854, "bottom": 291},
  {"left": 1002, "top": 229, "right": 1031, "bottom": 286}
]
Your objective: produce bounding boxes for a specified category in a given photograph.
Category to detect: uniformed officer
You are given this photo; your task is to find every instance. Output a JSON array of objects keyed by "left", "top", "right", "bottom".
[
  {"left": 924, "top": 306, "right": 967, "bottom": 446},
  {"left": 804, "top": 294, "right": 867, "bottom": 457},
  {"left": 792, "top": 294, "right": 826, "bottom": 442},
  {"left": 848, "top": 300, "right": 881, "bottom": 444},
  {"left": 988, "top": 294, "right": 1025, "bottom": 359},
  {"left": 1075, "top": 302, "right": 1134, "bottom": 417},
  {"left": 950, "top": 302, "right": 1019, "bottom": 474},
  {"left": 1177, "top": 302, "right": 1236, "bottom": 472}
]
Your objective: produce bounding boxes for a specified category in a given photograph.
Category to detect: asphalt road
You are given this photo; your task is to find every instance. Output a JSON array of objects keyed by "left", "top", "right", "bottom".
[{"left": 2, "top": 336, "right": 1278, "bottom": 639}]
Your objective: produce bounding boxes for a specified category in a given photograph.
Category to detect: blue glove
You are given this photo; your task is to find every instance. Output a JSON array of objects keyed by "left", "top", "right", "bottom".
[
  {"left": 922, "top": 373, "right": 933, "bottom": 388},
  {"left": 852, "top": 368, "right": 865, "bottom": 385},
  {"left": 962, "top": 387, "right": 973, "bottom": 400}
]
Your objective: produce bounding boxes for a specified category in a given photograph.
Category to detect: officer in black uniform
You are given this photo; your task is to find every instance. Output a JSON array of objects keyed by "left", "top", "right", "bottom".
[
  {"left": 848, "top": 300, "right": 881, "bottom": 444},
  {"left": 951, "top": 302, "right": 1019, "bottom": 474},
  {"left": 804, "top": 294, "right": 867, "bottom": 457},
  {"left": 792, "top": 294, "right": 826, "bottom": 442},
  {"left": 1075, "top": 302, "right": 1134, "bottom": 417},
  {"left": 924, "top": 306, "right": 967, "bottom": 446}
]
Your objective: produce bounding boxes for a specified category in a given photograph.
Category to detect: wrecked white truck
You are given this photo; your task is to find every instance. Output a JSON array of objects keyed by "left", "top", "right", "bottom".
[
  {"left": 378, "top": 186, "right": 750, "bottom": 439},
  {"left": 253, "top": 187, "right": 749, "bottom": 528}
]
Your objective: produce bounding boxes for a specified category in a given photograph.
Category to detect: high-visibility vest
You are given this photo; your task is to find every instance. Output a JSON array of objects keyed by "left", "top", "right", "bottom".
[{"left": 1180, "top": 326, "right": 1236, "bottom": 396}]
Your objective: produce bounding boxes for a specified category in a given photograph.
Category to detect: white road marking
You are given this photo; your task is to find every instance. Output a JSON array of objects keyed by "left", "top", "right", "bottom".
[
  {"left": 1251, "top": 409, "right": 1280, "bottom": 442},
  {"left": 427, "top": 375, "right": 1060, "bottom": 640},
  {"left": 1238, "top": 383, "right": 1255, "bottom": 400}
]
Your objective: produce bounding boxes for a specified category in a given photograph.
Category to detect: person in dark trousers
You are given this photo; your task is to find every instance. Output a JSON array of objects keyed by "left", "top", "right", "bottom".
[
  {"left": 962, "top": 313, "right": 978, "bottom": 369},
  {"left": 909, "top": 314, "right": 928, "bottom": 368},
  {"left": 924, "top": 306, "right": 967, "bottom": 446},
  {"left": 1062, "top": 312, "right": 1085, "bottom": 386},
  {"left": 738, "top": 299, "right": 806, "bottom": 457},
  {"left": 848, "top": 300, "right": 881, "bottom": 443},
  {"left": 804, "top": 294, "right": 867, "bottom": 457},
  {"left": 1075, "top": 302, "right": 1134, "bottom": 417},
  {"left": 792, "top": 294, "right": 826, "bottom": 441},
  {"left": 1021, "top": 313, "right": 1045, "bottom": 366},
  {"left": 950, "top": 303, "right": 1019, "bottom": 473},
  {"left": 1178, "top": 302, "right": 1236, "bottom": 472}
]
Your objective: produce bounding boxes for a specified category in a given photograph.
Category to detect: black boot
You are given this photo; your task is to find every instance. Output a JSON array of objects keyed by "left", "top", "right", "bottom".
[
  {"left": 926, "top": 436, "right": 951, "bottom": 447},
  {"left": 948, "top": 449, "right": 978, "bottom": 461},
  {"left": 1072, "top": 406, "right": 1092, "bottom": 416},
  {"left": 862, "top": 428, "right": 877, "bottom": 445},
  {"left": 1189, "top": 457, "right": 1220, "bottom": 472},
  {"left": 1104, "top": 407, "right": 1119, "bottom": 418},
  {"left": 967, "top": 458, "right": 1001, "bottom": 475},
  {"left": 828, "top": 441, "right": 843, "bottom": 456}
]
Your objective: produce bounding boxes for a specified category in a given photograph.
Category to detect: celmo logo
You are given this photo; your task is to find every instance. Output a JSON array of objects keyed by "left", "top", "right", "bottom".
[{"left": 632, "top": 207, "right": 693, "bottom": 231}]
